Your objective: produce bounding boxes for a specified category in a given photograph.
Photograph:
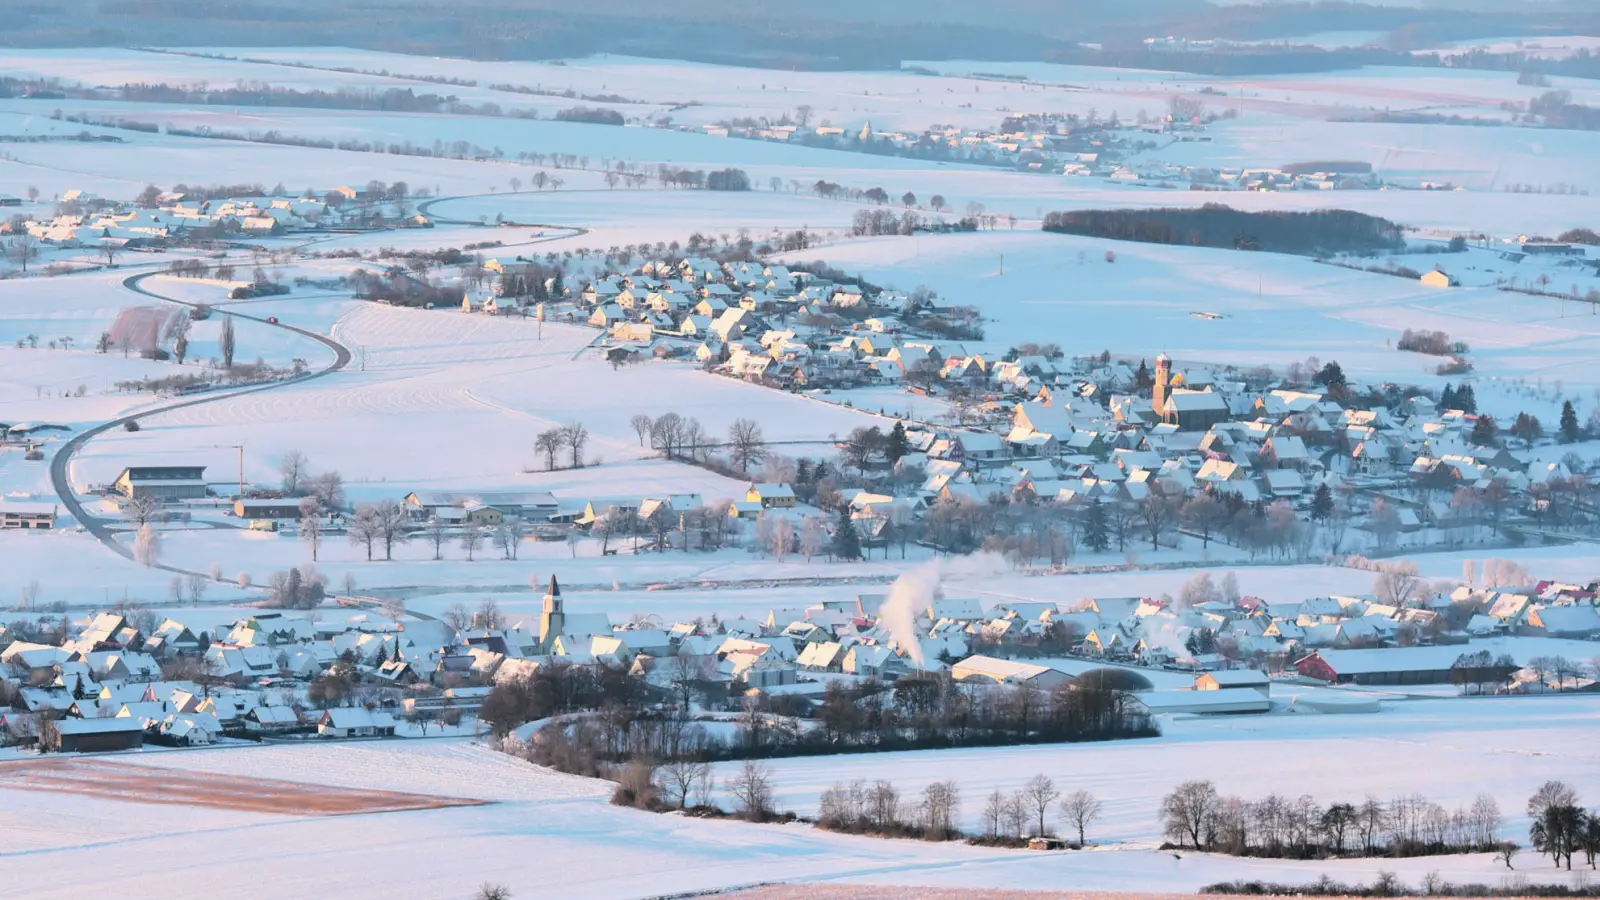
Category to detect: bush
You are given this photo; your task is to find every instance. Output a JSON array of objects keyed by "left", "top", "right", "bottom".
[
  {"left": 705, "top": 168, "right": 751, "bottom": 191},
  {"left": 124, "top": 420, "right": 141, "bottom": 432}
]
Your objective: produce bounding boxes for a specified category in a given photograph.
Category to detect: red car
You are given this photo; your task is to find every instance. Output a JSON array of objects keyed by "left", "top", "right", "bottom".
[{"left": 266, "top": 316, "right": 279, "bottom": 324}]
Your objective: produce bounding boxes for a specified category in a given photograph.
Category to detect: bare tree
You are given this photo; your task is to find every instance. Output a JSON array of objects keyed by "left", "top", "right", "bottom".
[
  {"left": 279, "top": 449, "right": 308, "bottom": 494},
  {"left": 729, "top": 760, "right": 775, "bottom": 821},
  {"left": 461, "top": 522, "right": 485, "bottom": 561},
  {"left": 1060, "top": 790, "right": 1104, "bottom": 846},
  {"left": 629, "top": 414, "right": 653, "bottom": 447},
  {"left": 1021, "top": 774, "right": 1060, "bottom": 837},
  {"left": 476, "top": 884, "right": 512, "bottom": 900},
  {"left": 562, "top": 422, "right": 589, "bottom": 469},
  {"left": 299, "top": 497, "right": 323, "bottom": 562},
  {"left": 424, "top": 516, "right": 449, "bottom": 560},
  {"left": 728, "top": 418, "right": 767, "bottom": 473},
  {"left": 976, "top": 790, "right": 1004, "bottom": 836},
  {"left": 372, "top": 500, "right": 410, "bottom": 560},
  {"left": 1373, "top": 561, "right": 1423, "bottom": 607},
  {"left": 348, "top": 504, "right": 381, "bottom": 560},
  {"left": 658, "top": 759, "right": 713, "bottom": 810},
  {"left": 306, "top": 470, "right": 345, "bottom": 510},
  {"left": 1138, "top": 493, "right": 1179, "bottom": 550},
  {"left": 6, "top": 226, "right": 39, "bottom": 272},
  {"left": 1161, "top": 780, "right": 1219, "bottom": 849},
  {"left": 184, "top": 572, "right": 208, "bottom": 603},
  {"left": 123, "top": 494, "right": 160, "bottom": 527},
  {"left": 921, "top": 780, "right": 961, "bottom": 838},
  {"left": 133, "top": 524, "right": 161, "bottom": 567},
  {"left": 535, "top": 429, "right": 563, "bottom": 470},
  {"left": 444, "top": 602, "right": 471, "bottom": 632},
  {"left": 495, "top": 517, "right": 526, "bottom": 560},
  {"left": 476, "top": 596, "right": 504, "bottom": 630}
]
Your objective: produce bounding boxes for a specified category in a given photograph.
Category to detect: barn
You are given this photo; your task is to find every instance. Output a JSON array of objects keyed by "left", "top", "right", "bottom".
[
  {"left": 43, "top": 717, "right": 146, "bottom": 753},
  {"left": 1294, "top": 648, "right": 1456, "bottom": 685}
]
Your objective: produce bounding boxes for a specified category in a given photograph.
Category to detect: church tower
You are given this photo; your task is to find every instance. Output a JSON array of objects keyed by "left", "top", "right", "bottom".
[
  {"left": 1153, "top": 352, "right": 1172, "bottom": 419},
  {"left": 539, "top": 575, "right": 565, "bottom": 651}
]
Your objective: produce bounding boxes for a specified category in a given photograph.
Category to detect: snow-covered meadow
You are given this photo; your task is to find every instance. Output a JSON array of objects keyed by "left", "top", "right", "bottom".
[{"left": 4, "top": 730, "right": 1598, "bottom": 900}]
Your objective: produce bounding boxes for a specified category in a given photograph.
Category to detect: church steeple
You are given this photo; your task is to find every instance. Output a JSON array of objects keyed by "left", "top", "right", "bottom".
[
  {"left": 1154, "top": 352, "right": 1172, "bottom": 420},
  {"left": 539, "top": 575, "right": 565, "bottom": 651},
  {"left": 542, "top": 575, "right": 562, "bottom": 614}
]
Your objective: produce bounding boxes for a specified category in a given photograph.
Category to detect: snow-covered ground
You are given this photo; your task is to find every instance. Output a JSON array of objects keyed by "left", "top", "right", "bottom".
[
  {"left": 3, "top": 732, "right": 1595, "bottom": 900},
  {"left": 708, "top": 693, "right": 1600, "bottom": 841}
]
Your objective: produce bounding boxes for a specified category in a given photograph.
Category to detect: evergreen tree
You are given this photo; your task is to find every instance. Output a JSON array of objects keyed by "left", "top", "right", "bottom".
[
  {"left": 1458, "top": 384, "right": 1477, "bottom": 413},
  {"left": 1186, "top": 628, "right": 1217, "bottom": 655},
  {"left": 796, "top": 458, "right": 812, "bottom": 484},
  {"left": 1314, "top": 361, "right": 1348, "bottom": 398},
  {"left": 1135, "top": 358, "right": 1153, "bottom": 390},
  {"left": 1471, "top": 414, "right": 1498, "bottom": 446},
  {"left": 549, "top": 269, "right": 566, "bottom": 299},
  {"left": 1440, "top": 383, "right": 1456, "bottom": 410},
  {"left": 1310, "top": 482, "right": 1334, "bottom": 521},
  {"left": 1560, "top": 400, "right": 1580, "bottom": 443},
  {"left": 829, "top": 508, "right": 862, "bottom": 561},
  {"left": 1083, "top": 501, "right": 1110, "bottom": 552},
  {"left": 884, "top": 421, "right": 910, "bottom": 462},
  {"left": 376, "top": 644, "right": 389, "bottom": 665}
]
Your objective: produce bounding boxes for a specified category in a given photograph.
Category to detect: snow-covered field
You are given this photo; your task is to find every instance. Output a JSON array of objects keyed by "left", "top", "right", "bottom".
[
  {"left": 4, "top": 729, "right": 1595, "bottom": 900},
  {"left": 709, "top": 693, "right": 1600, "bottom": 841}
]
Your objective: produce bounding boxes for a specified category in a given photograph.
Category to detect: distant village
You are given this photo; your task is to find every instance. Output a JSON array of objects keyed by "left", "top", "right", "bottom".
[
  {"left": 692, "top": 110, "right": 1396, "bottom": 193},
  {"left": 4, "top": 182, "right": 428, "bottom": 257}
]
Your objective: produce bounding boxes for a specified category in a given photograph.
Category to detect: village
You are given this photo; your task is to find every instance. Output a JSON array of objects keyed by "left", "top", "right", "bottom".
[
  {"left": 696, "top": 108, "right": 1403, "bottom": 193},
  {"left": 3, "top": 554, "right": 1596, "bottom": 756}
]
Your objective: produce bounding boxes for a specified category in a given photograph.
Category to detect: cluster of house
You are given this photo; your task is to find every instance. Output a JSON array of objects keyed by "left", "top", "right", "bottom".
[
  {"left": 467, "top": 254, "right": 948, "bottom": 376},
  {"left": 694, "top": 114, "right": 1199, "bottom": 177},
  {"left": 1096, "top": 161, "right": 1381, "bottom": 191},
  {"left": 5, "top": 570, "right": 1593, "bottom": 753},
  {"left": 11, "top": 185, "right": 423, "bottom": 249},
  {"left": 498, "top": 574, "right": 1599, "bottom": 712},
  {"left": 0, "top": 606, "right": 470, "bottom": 752}
]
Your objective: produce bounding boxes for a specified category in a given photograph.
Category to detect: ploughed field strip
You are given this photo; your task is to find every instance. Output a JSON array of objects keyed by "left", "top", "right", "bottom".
[{"left": 0, "top": 757, "right": 489, "bottom": 816}]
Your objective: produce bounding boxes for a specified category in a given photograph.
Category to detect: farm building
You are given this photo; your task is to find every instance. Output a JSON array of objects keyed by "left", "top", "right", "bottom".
[
  {"left": 43, "top": 716, "right": 146, "bottom": 753},
  {"left": 1, "top": 502, "right": 57, "bottom": 529},
  {"left": 1194, "top": 670, "right": 1271, "bottom": 695},
  {"left": 1294, "top": 648, "right": 1456, "bottom": 685},
  {"left": 112, "top": 466, "right": 208, "bottom": 501},
  {"left": 951, "top": 655, "right": 1074, "bottom": 689},
  {"left": 234, "top": 499, "right": 308, "bottom": 519},
  {"left": 1130, "top": 688, "right": 1271, "bottom": 715}
]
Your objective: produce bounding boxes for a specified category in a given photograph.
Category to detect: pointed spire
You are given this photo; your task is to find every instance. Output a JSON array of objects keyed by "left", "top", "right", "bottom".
[{"left": 543, "top": 575, "right": 562, "bottom": 614}]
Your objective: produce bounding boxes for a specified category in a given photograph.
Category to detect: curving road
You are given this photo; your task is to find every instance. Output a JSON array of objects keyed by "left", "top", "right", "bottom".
[
  {"left": 49, "top": 209, "right": 585, "bottom": 577},
  {"left": 49, "top": 272, "right": 352, "bottom": 563}
]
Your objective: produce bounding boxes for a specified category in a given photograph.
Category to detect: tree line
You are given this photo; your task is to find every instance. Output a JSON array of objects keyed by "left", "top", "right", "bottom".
[
  {"left": 485, "top": 664, "right": 1156, "bottom": 771},
  {"left": 1155, "top": 779, "right": 1595, "bottom": 864},
  {"left": 1041, "top": 204, "right": 1405, "bottom": 256}
]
